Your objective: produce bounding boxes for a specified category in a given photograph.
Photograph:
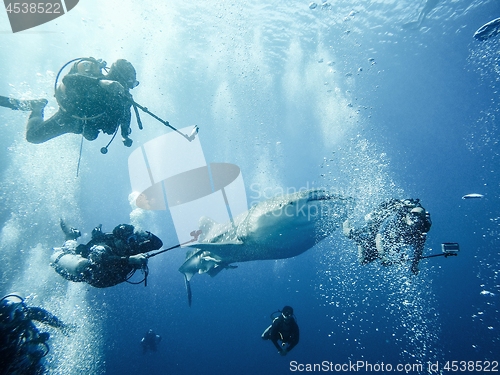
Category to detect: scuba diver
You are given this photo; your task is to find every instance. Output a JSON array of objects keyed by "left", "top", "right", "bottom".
[
  {"left": 1, "top": 57, "right": 199, "bottom": 158},
  {"left": 0, "top": 293, "right": 70, "bottom": 375},
  {"left": 261, "top": 306, "right": 300, "bottom": 356},
  {"left": 343, "top": 198, "right": 432, "bottom": 275},
  {"left": 0, "top": 57, "right": 138, "bottom": 148},
  {"left": 140, "top": 329, "right": 162, "bottom": 353},
  {"left": 50, "top": 220, "right": 162, "bottom": 288}
]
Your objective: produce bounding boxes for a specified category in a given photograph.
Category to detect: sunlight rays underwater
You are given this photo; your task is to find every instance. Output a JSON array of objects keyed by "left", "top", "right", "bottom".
[{"left": 1, "top": 0, "right": 498, "bottom": 373}]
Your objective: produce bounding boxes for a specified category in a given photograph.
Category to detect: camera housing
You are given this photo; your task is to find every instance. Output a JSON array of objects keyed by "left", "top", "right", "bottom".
[{"left": 441, "top": 242, "right": 459, "bottom": 255}]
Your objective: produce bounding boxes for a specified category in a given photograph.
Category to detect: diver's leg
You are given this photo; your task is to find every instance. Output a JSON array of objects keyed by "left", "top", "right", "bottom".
[{"left": 26, "top": 109, "right": 81, "bottom": 144}]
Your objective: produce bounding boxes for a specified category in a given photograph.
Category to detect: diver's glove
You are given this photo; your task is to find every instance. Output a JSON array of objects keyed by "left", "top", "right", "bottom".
[
  {"left": 128, "top": 253, "right": 148, "bottom": 266},
  {"left": 123, "top": 137, "right": 133, "bottom": 147},
  {"left": 100, "top": 80, "right": 126, "bottom": 96},
  {"left": 60, "top": 219, "right": 81, "bottom": 241}
]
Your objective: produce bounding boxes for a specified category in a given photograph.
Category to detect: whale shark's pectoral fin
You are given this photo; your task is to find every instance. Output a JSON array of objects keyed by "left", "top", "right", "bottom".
[
  {"left": 205, "top": 263, "right": 238, "bottom": 278},
  {"left": 178, "top": 248, "right": 237, "bottom": 306},
  {"left": 179, "top": 249, "right": 221, "bottom": 279}
]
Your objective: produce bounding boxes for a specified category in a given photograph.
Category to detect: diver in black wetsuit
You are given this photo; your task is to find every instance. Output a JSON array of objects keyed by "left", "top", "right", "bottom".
[
  {"left": 261, "top": 306, "right": 300, "bottom": 356},
  {"left": 0, "top": 57, "right": 138, "bottom": 147},
  {"left": 141, "top": 329, "right": 162, "bottom": 353},
  {"left": 343, "top": 198, "right": 432, "bottom": 275},
  {"left": 0, "top": 293, "right": 70, "bottom": 375},
  {"left": 51, "top": 220, "right": 162, "bottom": 288}
]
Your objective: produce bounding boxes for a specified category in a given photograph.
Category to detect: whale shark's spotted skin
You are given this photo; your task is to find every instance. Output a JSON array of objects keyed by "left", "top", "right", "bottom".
[{"left": 178, "top": 189, "right": 354, "bottom": 305}]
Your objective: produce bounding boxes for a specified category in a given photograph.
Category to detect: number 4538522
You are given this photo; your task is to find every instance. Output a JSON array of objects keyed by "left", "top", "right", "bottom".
[
  {"left": 5, "top": 2, "right": 62, "bottom": 14},
  {"left": 443, "top": 361, "right": 498, "bottom": 372}
]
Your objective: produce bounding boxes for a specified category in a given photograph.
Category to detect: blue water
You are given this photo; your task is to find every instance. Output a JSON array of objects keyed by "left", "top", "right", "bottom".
[{"left": 1, "top": 1, "right": 499, "bottom": 374}]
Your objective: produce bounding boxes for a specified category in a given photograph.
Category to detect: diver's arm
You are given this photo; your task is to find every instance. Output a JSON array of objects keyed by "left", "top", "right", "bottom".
[
  {"left": 89, "top": 245, "right": 139, "bottom": 268},
  {"left": 91, "top": 224, "right": 104, "bottom": 241},
  {"left": 26, "top": 306, "right": 65, "bottom": 329},
  {"left": 411, "top": 235, "right": 426, "bottom": 275},
  {"left": 99, "top": 79, "right": 126, "bottom": 95},
  {"left": 97, "top": 253, "right": 147, "bottom": 269},
  {"left": 269, "top": 318, "right": 284, "bottom": 352}
]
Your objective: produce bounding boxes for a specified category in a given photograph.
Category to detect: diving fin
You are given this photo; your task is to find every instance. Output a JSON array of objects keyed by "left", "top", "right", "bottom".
[{"left": 0, "top": 95, "right": 48, "bottom": 111}]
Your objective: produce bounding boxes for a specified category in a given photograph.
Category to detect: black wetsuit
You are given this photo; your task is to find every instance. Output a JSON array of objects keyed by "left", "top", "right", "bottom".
[
  {"left": 0, "top": 296, "right": 66, "bottom": 375},
  {"left": 348, "top": 199, "right": 402, "bottom": 263},
  {"left": 52, "top": 224, "right": 163, "bottom": 288},
  {"left": 265, "top": 315, "right": 300, "bottom": 354},
  {"left": 378, "top": 205, "right": 431, "bottom": 274},
  {"left": 141, "top": 330, "right": 161, "bottom": 353},
  {"left": 76, "top": 226, "right": 163, "bottom": 288},
  {"left": 26, "top": 69, "right": 132, "bottom": 144}
]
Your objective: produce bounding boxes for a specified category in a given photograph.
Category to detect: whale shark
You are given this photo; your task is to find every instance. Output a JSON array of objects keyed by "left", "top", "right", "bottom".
[{"left": 178, "top": 189, "right": 354, "bottom": 305}]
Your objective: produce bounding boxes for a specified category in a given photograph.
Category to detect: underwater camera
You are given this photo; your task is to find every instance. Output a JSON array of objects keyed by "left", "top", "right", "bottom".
[{"left": 441, "top": 242, "right": 459, "bottom": 257}]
